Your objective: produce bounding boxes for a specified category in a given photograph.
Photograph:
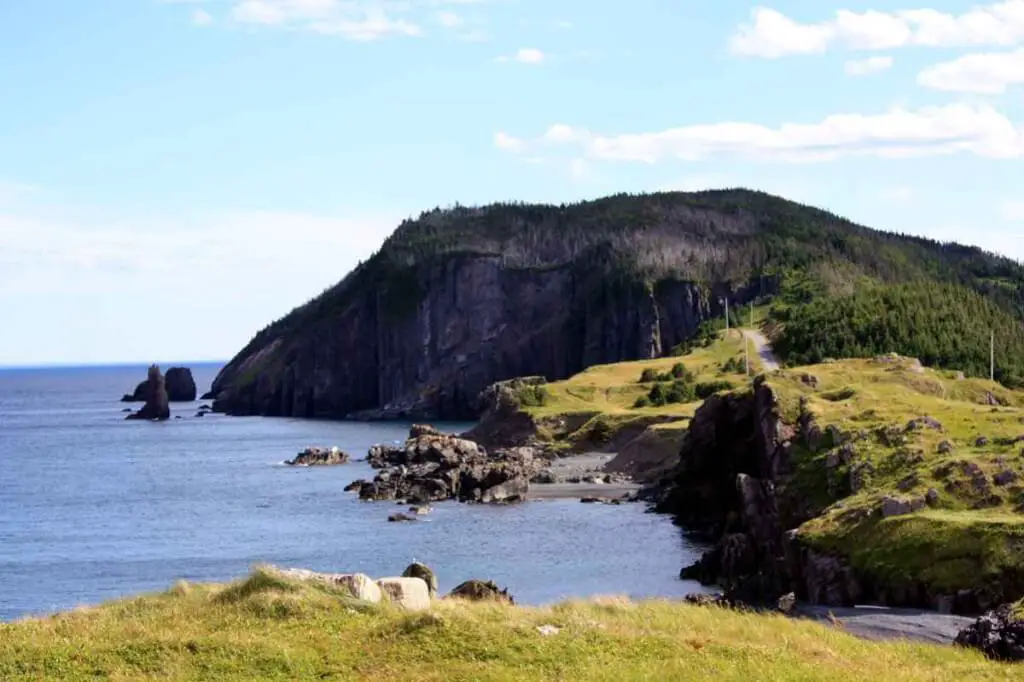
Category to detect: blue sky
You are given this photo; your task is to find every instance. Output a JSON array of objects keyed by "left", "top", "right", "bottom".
[{"left": 1, "top": 0, "right": 1023, "bottom": 365}]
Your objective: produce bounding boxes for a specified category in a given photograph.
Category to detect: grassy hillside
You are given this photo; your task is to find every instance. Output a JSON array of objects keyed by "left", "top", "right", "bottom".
[
  {"left": 512, "top": 329, "right": 760, "bottom": 455},
  {"left": 766, "top": 356, "right": 1024, "bottom": 598},
  {"left": 0, "top": 568, "right": 1016, "bottom": 681}
]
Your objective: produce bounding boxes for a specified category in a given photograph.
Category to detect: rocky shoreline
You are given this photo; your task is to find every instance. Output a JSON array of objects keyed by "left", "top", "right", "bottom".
[
  {"left": 443, "top": 371, "right": 1024, "bottom": 660},
  {"left": 346, "top": 424, "right": 637, "bottom": 507}
]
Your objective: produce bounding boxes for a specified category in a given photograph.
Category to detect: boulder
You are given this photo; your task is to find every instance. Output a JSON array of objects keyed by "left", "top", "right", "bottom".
[
  {"left": 164, "top": 367, "right": 197, "bottom": 402},
  {"left": 275, "top": 569, "right": 382, "bottom": 603},
  {"left": 448, "top": 579, "right": 514, "bottom": 604},
  {"left": 388, "top": 513, "right": 418, "bottom": 523},
  {"left": 776, "top": 592, "right": 797, "bottom": 615},
  {"left": 125, "top": 365, "right": 170, "bottom": 421},
  {"left": 377, "top": 577, "right": 431, "bottom": 611},
  {"left": 409, "top": 424, "right": 442, "bottom": 439},
  {"left": 402, "top": 562, "right": 439, "bottom": 597},
  {"left": 287, "top": 447, "right": 350, "bottom": 467},
  {"left": 994, "top": 470, "right": 1019, "bottom": 487},
  {"left": 955, "top": 603, "right": 1024, "bottom": 661},
  {"left": 881, "top": 495, "right": 925, "bottom": 518},
  {"left": 906, "top": 416, "right": 943, "bottom": 432}
]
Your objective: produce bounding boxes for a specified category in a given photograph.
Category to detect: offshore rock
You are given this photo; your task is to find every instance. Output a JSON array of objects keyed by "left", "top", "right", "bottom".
[{"left": 125, "top": 365, "right": 171, "bottom": 421}]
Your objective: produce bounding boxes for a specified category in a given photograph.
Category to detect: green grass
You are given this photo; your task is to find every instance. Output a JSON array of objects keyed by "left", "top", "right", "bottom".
[
  {"left": 0, "top": 568, "right": 1017, "bottom": 681},
  {"left": 514, "top": 329, "right": 764, "bottom": 453},
  {"left": 758, "top": 354, "right": 1024, "bottom": 598}
]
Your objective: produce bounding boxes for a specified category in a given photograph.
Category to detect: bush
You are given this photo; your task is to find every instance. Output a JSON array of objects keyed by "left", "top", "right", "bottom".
[
  {"left": 671, "top": 363, "right": 694, "bottom": 381},
  {"left": 665, "top": 380, "right": 697, "bottom": 404},
  {"left": 648, "top": 383, "right": 668, "bottom": 406},
  {"left": 633, "top": 396, "right": 652, "bottom": 408},
  {"left": 639, "top": 368, "right": 659, "bottom": 383},
  {"left": 517, "top": 385, "right": 549, "bottom": 407},
  {"left": 721, "top": 356, "right": 746, "bottom": 374},
  {"left": 695, "top": 380, "right": 733, "bottom": 399}
]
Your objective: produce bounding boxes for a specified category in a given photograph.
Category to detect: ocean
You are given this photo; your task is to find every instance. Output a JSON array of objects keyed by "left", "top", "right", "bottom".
[{"left": 0, "top": 363, "right": 707, "bottom": 621}]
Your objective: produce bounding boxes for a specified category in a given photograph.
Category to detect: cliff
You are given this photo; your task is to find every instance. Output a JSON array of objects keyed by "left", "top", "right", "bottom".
[
  {"left": 208, "top": 189, "right": 1024, "bottom": 421},
  {"left": 652, "top": 356, "right": 1024, "bottom": 616}
]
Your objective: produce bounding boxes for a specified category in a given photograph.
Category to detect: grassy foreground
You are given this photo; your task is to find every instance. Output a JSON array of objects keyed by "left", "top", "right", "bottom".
[{"left": 0, "top": 568, "right": 1016, "bottom": 681}]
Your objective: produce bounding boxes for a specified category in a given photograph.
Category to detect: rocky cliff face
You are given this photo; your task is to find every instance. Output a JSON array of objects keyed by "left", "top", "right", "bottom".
[{"left": 209, "top": 251, "right": 773, "bottom": 420}]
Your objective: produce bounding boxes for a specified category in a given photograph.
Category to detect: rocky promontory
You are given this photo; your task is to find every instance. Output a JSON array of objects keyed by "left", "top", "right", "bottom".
[
  {"left": 349, "top": 424, "right": 544, "bottom": 505},
  {"left": 648, "top": 356, "right": 1024, "bottom": 617}
]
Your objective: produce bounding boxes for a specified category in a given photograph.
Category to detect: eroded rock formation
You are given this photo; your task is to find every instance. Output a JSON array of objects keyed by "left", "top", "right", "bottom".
[{"left": 125, "top": 365, "right": 171, "bottom": 421}]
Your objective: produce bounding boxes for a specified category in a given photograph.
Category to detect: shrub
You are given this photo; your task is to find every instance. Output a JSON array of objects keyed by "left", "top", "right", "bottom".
[
  {"left": 639, "top": 368, "right": 659, "bottom": 383},
  {"left": 670, "top": 363, "right": 694, "bottom": 381},
  {"left": 517, "top": 385, "right": 549, "bottom": 407},
  {"left": 665, "top": 380, "right": 697, "bottom": 404},
  {"left": 633, "top": 396, "right": 652, "bottom": 408},
  {"left": 648, "top": 383, "right": 668, "bottom": 406},
  {"left": 695, "top": 380, "right": 734, "bottom": 399},
  {"left": 721, "top": 356, "right": 746, "bottom": 374}
]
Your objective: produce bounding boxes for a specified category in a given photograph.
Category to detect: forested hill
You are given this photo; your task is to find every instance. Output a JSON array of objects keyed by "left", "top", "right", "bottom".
[{"left": 208, "top": 189, "right": 1024, "bottom": 420}]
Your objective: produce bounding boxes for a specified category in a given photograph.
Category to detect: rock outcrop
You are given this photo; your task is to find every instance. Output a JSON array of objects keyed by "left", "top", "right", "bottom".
[
  {"left": 352, "top": 426, "right": 543, "bottom": 505},
  {"left": 955, "top": 603, "right": 1024, "bottom": 661},
  {"left": 448, "top": 579, "right": 515, "bottom": 604},
  {"left": 286, "top": 447, "right": 350, "bottom": 466},
  {"left": 164, "top": 367, "right": 197, "bottom": 402},
  {"left": 125, "top": 365, "right": 171, "bottom": 421},
  {"left": 123, "top": 366, "right": 196, "bottom": 403}
]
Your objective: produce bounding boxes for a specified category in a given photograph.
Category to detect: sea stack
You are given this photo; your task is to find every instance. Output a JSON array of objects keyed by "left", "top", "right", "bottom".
[
  {"left": 122, "top": 366, "right": 196, "bottom": 402},
  {"left": 125, "top": 365, "right": 171, "bottom": 421},
  {"left": 164, "top": 367, "right": 197, "bottom": 402}
]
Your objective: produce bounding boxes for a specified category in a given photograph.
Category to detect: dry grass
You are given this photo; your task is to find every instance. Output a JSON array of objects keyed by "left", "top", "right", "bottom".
[{"left": 0, "top": 568, "right": 1017, "bottom": 681}]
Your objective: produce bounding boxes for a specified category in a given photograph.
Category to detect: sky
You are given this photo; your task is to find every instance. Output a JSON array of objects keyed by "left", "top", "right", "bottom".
[{"left": 1, "top": 0, "right": 1023, "bottom": 366}]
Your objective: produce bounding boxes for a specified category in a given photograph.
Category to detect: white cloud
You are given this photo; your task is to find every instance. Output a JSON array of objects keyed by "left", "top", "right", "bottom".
[
  {"left": 191, "top": 8, "right": 214, "bottom": 25},
  {"left": 496, "top": 103, "right": 1024, "bottom": 163},
  {"left": 731, "top": 2, "right": 1024, "bottom": 58},
  {"left": 0, "top": 206, "right": 398, "bottom": 296},
  {"left": 437, "top": 11, "right": 463, "bottom": 28},
  {"left": 730, "top": 8, "right": 833, "bottom": 58},
  {"left": 0, "top": 201, "right": 403, "bottom": 364},
  {"left": 209, "top": 0, "right": 423, "bottom": 40},
  {"left": 844, "top": 55, "right": 893, "bottom": 75},
  {"left": 497, "top": 47, "right": 545, "bottom": 64},
  {"left": 493, "top": 131, "right": 524, "bottom": 152},
  {"left": 918, "top": 47, "right": 1024, "bottom": 93}
]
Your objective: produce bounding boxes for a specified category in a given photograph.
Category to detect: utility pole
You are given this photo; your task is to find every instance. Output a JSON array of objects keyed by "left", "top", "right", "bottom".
[
  {"left": 745, "top": 330, "right": 750, "bottom": 376},
  {"left": 747, "top": 302, "right": 753, "bottom": 375}
]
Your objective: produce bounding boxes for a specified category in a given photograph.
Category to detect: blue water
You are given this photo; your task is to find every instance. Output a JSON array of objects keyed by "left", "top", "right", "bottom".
[{"left": 0, "top": 364, "right": 707, "bottom": 621}]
